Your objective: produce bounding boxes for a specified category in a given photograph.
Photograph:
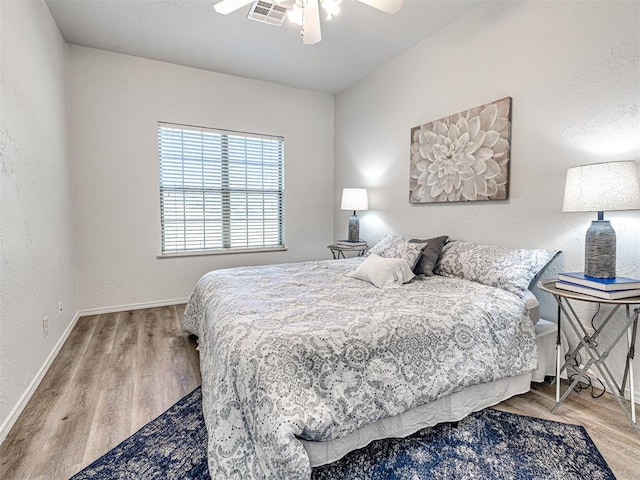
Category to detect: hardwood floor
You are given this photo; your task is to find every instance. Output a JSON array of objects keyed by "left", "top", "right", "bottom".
[
  {"left": 1, "top": 305, "right": 638, "bottom": 479},
  {"left": 0, "top": 305, "right": 201, "bottom": 480}
]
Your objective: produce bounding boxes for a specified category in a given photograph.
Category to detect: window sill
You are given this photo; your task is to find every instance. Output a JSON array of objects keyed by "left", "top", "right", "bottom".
[{"left": 157, "top": 246, "right": 288, "bottom": 259}]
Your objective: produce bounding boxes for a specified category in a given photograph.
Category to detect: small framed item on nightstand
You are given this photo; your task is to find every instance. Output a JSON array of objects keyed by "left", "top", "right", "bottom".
[{"left": 328, "top": 241, "right": 368, "bottom": 259}]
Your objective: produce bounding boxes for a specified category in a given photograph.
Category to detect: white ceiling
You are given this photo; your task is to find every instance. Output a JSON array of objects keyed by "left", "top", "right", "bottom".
[{"left": 46, "top": 0, "right": 482, "bottom": 94}]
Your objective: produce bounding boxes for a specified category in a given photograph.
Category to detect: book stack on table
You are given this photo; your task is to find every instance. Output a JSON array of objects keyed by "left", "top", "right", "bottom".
[
  {"left": 335, "top": 240, "right": 367, "bottom": 248},
  {"left": 556, "top": 272, "right": 640, "bottom": 300}
]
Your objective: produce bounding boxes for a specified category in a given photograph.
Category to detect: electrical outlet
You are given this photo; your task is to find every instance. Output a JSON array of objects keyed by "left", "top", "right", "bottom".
[
  {"left": 43, "top": 316, "right": 49, "bottom": 337},
  {"left": 58, "top": 301, "right": 63, "bottom": 319}
]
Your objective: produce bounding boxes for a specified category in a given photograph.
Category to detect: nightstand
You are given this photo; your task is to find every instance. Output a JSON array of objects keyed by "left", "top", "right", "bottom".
[
  {"left": 538, "top": 279, "right": 640, "bottom": 437},
  {"left": 327, "top": 244, "right": 368, "bottom": 259}
]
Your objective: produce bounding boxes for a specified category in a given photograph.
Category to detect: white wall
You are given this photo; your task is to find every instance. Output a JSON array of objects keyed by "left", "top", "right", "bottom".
[
  {"left": 335, "top": 1, "right": 639, "bottom": 395},
  {"left": 68, "top": 46, "right": 334, "bottom": 311},
  {"left": 0, "top": 0, "right": 79, "bottom": 438}
]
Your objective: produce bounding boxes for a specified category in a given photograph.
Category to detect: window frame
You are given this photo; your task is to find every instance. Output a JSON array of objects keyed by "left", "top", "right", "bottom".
[{"left": 157, "top": 121, "right": 286, "bottom": 257}]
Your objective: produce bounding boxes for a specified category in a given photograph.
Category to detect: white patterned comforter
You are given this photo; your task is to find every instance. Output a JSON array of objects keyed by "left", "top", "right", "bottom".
[{"left": 182, "top": 258, "right": 537, "bottom": 479}]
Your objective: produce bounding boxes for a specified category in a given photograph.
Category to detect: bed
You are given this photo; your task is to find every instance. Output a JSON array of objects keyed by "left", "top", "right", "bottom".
[{"left": 182, "top": 237, "right": 560, "bottom": 479}]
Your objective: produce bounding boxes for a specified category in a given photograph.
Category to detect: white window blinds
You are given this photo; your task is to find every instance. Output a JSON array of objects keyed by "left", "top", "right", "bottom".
[{"left": 158, "top": 122, "right": 284, "bottom": 254}]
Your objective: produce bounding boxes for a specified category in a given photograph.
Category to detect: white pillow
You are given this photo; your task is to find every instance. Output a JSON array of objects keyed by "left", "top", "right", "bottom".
[{"left": 347, "top": 254, "right": 415, "bottom": 289}]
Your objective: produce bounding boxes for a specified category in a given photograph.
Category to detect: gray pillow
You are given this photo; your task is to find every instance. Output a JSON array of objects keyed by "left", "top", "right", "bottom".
[{"left": 409, "top": 236, "right": 449, "bottom": 276}]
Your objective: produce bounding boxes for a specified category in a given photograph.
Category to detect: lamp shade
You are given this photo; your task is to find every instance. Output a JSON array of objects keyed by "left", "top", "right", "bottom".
[
  {"left": 341, "top": 188, "right": 368, "bottom": 211},
  {"left": 562, "top": 161, "right": 640, "bottom": 213},
  {"left": 562, "top": 160, "right": 640, "bottom": 279}
]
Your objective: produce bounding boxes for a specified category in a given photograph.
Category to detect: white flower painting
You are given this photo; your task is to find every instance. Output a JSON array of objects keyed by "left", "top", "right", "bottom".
[{"left": 410, "top": 97, "right": 512, "bottom": 203}]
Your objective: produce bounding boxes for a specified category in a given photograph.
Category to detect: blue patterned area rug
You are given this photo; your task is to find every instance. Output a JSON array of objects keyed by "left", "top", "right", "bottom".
[{"left": 71, "top": 387, "right": 615, "bottom": 480}]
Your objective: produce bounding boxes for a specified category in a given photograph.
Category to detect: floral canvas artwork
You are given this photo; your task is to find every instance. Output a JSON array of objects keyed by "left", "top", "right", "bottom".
[{"left": 410, "top": 97, "right": 512, "bottom": 203}]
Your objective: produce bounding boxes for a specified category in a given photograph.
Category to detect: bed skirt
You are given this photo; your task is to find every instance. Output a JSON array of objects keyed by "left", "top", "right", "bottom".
[{"left": 302, "top": 372, "right": 531, "bottom": 467}]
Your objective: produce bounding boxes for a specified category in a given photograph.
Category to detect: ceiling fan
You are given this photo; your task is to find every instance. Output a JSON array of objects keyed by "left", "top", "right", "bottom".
[{"left": 212, "top": 0, "right": 404, "bottom": 45}]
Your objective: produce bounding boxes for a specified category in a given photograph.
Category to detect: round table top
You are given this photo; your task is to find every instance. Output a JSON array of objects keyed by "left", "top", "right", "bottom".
[
  {"left": 328, "top": 244, "right": 368, "bottom": 251},
  {"left": 537, "top": 279, "right": 640, "bottom": 305}
]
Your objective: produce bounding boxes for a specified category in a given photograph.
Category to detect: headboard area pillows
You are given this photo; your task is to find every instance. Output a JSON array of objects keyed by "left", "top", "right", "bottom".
[
  {"left": 409, "top": 236, "right": 449, "bottom": 276},
  {"left": 367, "top": 234, "right": 427, "bottom": 270},
  {"left": 434, "top": 241, "right": 560, "bottom": 298},
  {"left": 368, "top": 234, "right": 449, "bottom": 272},
  {"left": 347, "top": 253, "right": 415, "bottom": 288}
]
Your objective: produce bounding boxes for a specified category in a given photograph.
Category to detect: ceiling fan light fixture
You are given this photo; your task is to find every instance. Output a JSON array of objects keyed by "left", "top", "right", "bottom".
[
  {"left": 321, "top": 0, "right": 341, "bottom": 20},
  {"left": 287, "top": 3, "right": 303, "bottom": 25},
  {"left": 212, "top": 0, "right": 403, "bottom": 44}
]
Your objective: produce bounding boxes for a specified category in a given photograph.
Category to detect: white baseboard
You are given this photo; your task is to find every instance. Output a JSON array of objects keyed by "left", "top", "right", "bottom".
[
  {"left": 0, "top": 311, "right": 81, "bottom": 445},
  {"left": 78, "top": 298, "right": 189, "bottom": 316}
]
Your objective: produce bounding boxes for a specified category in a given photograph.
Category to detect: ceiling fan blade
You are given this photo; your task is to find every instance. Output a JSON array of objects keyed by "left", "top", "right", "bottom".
[
  {"left": 213, "top": 0, "right": 254, "bottom": 15},
  {"left": 357, "top": 0, "right": 403, "bottom": 15},
  {"left": 303, "top": 0, "right": 322, "bottom": 45}
]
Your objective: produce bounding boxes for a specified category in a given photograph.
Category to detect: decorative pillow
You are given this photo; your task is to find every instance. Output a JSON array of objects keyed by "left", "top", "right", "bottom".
[
  {"left": 347, "top": 253, "right": 415, "bottom": 288},
  {"left": 367, "top": 234, "right": 427, "bottom": 269},
  {"left": 409, "top": 235, "right": 449, "bottom": 276},
  {"left": 434, "top": 241, "right": 559, "bottom": 297},
  {"left": 523, "top": 290, "right": 540, "bottom": 325},
  {"left": 367, "top": 234, "right": 405, "bottom": 256}
]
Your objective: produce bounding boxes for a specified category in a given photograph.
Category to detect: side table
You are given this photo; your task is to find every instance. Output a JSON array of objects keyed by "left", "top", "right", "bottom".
[
  {"left": 538, "top": 279, "right": 640, "bottom": 436},
  {"left": 327, "top": 244, "right": 368, "bottom": 259}
]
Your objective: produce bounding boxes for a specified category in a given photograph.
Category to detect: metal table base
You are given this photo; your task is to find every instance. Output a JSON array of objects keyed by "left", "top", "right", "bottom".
[{"left": 538, "top": 280, "right": 640, "bottom": 437}]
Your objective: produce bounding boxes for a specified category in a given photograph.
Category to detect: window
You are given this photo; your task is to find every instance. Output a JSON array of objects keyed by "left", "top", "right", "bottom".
[{"left": 158, "top": 122, "right": 284, "bottom": 255}]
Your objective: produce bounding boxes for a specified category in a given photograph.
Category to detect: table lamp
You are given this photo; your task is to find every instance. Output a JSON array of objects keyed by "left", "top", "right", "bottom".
[
  {"left": 341, "top": 188, "right": 368, "bottom": 242},
  {"left": 562, "top": 160, "right": 640, "bottom": 278}
]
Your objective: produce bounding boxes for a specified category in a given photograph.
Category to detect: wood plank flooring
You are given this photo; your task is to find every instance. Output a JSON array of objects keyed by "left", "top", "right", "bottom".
[
  {"left": 1, "top": 305, "right": 638, "bottom": 479},
  {"left": 0, "top": 305, "right": 201, "bottom": 480}
]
